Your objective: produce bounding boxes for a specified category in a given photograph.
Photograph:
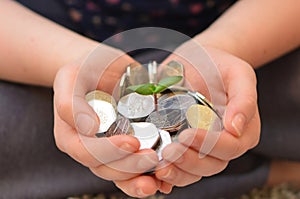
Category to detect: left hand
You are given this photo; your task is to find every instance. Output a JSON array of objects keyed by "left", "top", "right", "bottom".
[
  {"left": 53, "top": 44, "right": 173, "bottom": 198},
  {"left": 155, "top": 41, "right": 261, "bottom": 187}
]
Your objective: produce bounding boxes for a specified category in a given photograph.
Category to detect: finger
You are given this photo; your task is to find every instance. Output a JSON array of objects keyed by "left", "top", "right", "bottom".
[
  {"left": 161, "top": 143, "right": 228, "bottom": 177},
  {"left": 54, "top": 49, "right": 135, "bottom": 137},
  {"left": 90, "top": 149, "right": 159, "bottom": 181},
  {"left": 223, "top": 61, "right": 259, "bottom": 137},
  {"left": 54, "top": 115, "right": 140, "bottom": 167},
  {"left": 159, "top": 182, "right": 173, "bottom": 194},
  {"left": 54, "top": 65, "right": 100, "bottom": 136},
  {"left": 156, "top": 162, "right": 201, "bottom": 187},
  {"left": 177, "top": 122, "right": 260, "bottom": 161},
  {"left": 54, "top": 114, "right": 99, "bottom": 167},
  {"left": 114, "top": 175, "right": 160, "bottom": 198}
]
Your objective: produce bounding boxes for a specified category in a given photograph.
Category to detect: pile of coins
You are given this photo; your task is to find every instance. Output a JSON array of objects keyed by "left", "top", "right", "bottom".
[{"left": 86, "top": 61, "right": 222, "bottom": 160}]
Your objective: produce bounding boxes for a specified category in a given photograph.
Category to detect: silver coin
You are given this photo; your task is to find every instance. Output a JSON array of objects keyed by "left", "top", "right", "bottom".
[
  {"left": 158, "top": 94, "right": 196, "bottom": 112},
  {"left": 146, "top": 109, "right": 186, "bottom": 133},
  {"left": 160, "top": 87, "right": 222, "bottom": 120},
  {"left": 148, "top": 61, "right": 158, "bottom": 84},
  {"left": 119, "top": 73, "right": 130, "bottom": 98},
  {"left": 105, "top": 115, "right": 134, "bottom": 137},
  {"left": 119, "top": 62, "right": 149, "bottom": 98},
  {"left": 86, "top": 90, "right": 117, "bottom": 135},
  {"left": 117, "top": 92, "right": 155, "bottom": 119},
  {"left": 156, "top": 129, "right": 172, "bottom": 161},
  {"left": 131, "top": 122, "right": 160, "bottom": 149},
  {"left": 127, "top": 62, "right": 150, "bottom": 85},
  {"left": 160, "top": 60, "right": 184, "bottom": 86}
]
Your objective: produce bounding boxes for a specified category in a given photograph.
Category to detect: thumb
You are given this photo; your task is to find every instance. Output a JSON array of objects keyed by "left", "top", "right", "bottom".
[
  {"left": 223, "top": 63, "right": 258, "bottom": 137},
  {"left": 54, "top": 45, "right": 135, "bottom": 137},
  {"left": 54, "top": 64, "right": 100, "bottom": 136}
]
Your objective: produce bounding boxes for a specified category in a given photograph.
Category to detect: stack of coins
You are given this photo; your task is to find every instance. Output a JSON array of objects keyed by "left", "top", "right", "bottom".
[{"left": 86, "top": 61, "right": 222, "bottom": 161}]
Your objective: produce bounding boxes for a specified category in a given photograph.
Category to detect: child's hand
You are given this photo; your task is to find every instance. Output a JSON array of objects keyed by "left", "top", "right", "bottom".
[
  {"left": 53, "top": 45, "right": 169, "bottom": 198},
  {"left": 155, "top": 41, "right": 261, "bottom": 187}
]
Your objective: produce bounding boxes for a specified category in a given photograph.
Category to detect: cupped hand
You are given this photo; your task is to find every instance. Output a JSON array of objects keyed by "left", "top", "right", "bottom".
[
  {"left": 53, "top": 44, "right": 171, "bottom": 198},
  {"left": 155, "top": 41, "right": 261, "bottom": 187}
]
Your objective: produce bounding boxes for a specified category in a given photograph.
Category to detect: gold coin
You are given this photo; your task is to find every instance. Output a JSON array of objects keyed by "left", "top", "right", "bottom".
[
  {"left": 186, "top": 104, "right": 216, "bottom": 130},
  {"left": 86, "top": 90, "right": 117, "bottom": 135},
  {"left": 86, "top": 90, "right": 117, "bottom": 109}
]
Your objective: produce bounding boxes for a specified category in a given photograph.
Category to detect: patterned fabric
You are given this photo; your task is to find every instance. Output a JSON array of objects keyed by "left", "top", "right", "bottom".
[{"left": 63, "top": 0, "right": 236, "bottom": 41}]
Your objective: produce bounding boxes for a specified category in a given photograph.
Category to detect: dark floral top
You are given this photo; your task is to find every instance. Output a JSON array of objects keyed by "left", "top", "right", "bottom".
[{"left": 63, "top": 0, "right": 236, "bottom": 41}]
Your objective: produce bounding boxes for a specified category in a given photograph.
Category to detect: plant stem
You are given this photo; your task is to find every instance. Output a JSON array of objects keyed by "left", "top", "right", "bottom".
[{"left": 154, "top": 93, "right": 158, "bottom": 111}]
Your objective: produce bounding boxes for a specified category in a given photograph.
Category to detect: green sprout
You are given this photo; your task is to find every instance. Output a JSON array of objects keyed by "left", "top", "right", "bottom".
[{"left": 127, "top": 76, "right": 183, "bottom": 110}]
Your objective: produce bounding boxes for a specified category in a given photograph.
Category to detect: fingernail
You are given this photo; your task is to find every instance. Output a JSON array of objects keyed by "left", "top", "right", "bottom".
[
  {"left": 232, "top": 113, "right": 246, "bottom": 137},
  {"left": 161, "top": 168, "right": 173, "bottom": 180},
  {"left": 119, "top": 143, "right": 136, "bottom": 153},
  {"left": 76, "top": 113, "right": 96, "bottom": 136},
  {"left": 137, "top": 188, "right": 146, "bottom": 197}
]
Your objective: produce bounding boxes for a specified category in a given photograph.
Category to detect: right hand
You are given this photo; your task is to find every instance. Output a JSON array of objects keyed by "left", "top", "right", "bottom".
[
  {"left": 53, "top": 44, "right": 172, "bottom": 197},
  {"left": 155, "top": 41, "right": 260, "bottom": 188}
]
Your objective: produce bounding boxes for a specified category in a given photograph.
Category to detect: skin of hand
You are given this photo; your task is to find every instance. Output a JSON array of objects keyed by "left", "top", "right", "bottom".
[
  {"left": 154, "top": 0, "right": 299, "bottom": 188},
  {"left": 155, "top": 43, "right": 260, "bottom": 187},
  {"left": 53, "top": 45, "right": 173, "bottom": 198}
]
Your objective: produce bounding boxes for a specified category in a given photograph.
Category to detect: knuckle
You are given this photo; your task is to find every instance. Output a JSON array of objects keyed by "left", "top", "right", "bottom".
[
  {"left": 54, "top": 137, "right": 65, "bottom": 153},
  {"left": 67, "top": 138, "right": 99, "bottom": 168},
  {"left": 227, "top": 141, "right": 244, "bottom": 160},
  {"left": 53, "top": 66, "right": 71, "bottom": 90},
  {"left": 56, "top": 96, "right": 73, "bottom": 119},
  {"left": 244, "top": 95, "right": 257, "bottom": 109},
  {"left": 203, "top": 161, "right": 228, "bottom": 177},
  {"left": 248, "top": 113, "right": 261, "bottom": 149},
  {"left": 53, "top": 126, "right": 66, "bottom": 153},
  {"left": 249, "top": 133, "right": 260, "bottom": 149}
]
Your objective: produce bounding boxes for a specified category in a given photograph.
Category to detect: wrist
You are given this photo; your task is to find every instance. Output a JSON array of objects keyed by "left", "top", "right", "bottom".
[{"left": 194, "top": 29, "right": 244, "bottom": 64}]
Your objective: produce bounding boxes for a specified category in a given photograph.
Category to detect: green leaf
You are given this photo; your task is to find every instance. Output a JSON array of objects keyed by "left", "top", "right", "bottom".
[
  {"left": 154, "top": 76, "right": 183, "bottom": 93},
  {"left": 158, "top": 76, "right": 183, "bottom": 87},
  {"left": 153, "top": 84, "right": 167, "bottom": 93},
  {"left": 127, "top": 83, "right": 156, "bottom": 95}
]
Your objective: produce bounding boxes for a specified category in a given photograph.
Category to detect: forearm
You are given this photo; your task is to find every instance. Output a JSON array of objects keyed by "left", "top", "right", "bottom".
[
  {"left": 0, "top": 1, "right": 99, "bottom": 86},
  {"left": 195, "top": 0, "right": 300, "bottom": 68}
]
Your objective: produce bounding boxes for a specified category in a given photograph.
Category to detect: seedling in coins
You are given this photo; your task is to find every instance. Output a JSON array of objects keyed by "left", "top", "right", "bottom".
[{"left": 127, "top": 75, "right": 183, "bottom": 110}]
